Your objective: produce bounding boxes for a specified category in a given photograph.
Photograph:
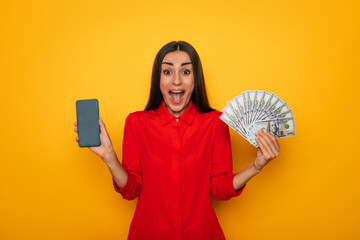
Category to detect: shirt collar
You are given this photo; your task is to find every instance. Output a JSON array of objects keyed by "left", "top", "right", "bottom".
[{"left": 156, "top": 100, "right": 197, "bottom": 126}]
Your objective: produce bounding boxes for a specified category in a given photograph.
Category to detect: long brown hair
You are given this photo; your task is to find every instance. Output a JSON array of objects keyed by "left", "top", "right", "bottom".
[{"left": 145, "top": 41, "right": 214, "bottom": 113}]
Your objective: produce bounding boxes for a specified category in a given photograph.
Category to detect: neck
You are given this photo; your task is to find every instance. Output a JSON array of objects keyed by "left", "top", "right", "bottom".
[{"left": 164, "top": 101, "right": 190, "bottom": 118}]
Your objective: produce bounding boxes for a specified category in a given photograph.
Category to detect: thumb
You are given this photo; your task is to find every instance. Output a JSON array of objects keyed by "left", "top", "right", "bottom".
[{"left": 99, "top": 117, "right": 106, "bottom": 132}]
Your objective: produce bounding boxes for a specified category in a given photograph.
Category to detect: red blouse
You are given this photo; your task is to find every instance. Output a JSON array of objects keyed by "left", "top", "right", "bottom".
[{"left": 112, "top": 100, "right": 245, "bottom": 240}]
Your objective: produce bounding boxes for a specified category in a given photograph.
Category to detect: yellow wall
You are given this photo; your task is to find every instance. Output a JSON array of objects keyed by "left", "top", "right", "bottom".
[{"left": 1, "top": 0, "right": 359, "bottom": 239}]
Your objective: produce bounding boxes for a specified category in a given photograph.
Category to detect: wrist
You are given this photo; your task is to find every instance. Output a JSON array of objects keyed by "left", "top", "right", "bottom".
[
  {"left": 250, "top": 161, "right": 262, "bottom": 174},
  {"left": 102, "top": 148, "right": 117, "bottom": 165}
]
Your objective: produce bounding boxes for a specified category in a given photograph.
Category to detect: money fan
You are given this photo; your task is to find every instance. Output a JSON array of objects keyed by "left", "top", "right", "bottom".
[{"left": 220, "top": 90, "right": 295, "bottom": 147}]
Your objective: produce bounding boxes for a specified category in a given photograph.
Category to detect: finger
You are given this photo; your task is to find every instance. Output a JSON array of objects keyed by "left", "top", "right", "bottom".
[
  {"left": 99, "top": 117, "right": 105, "bottom": 131},
  {"left": 74, "top": 127, "right": 78, "bottom": 133},
  {"left": 256, "top": 131, "right": 276, "bottom": 158},
  {"left": 74, "top": 122, "right": 77, "bottom": 126},
  {"left": 263, "top": 130, "right": 280, "bottom": 152},
  {"left": 75, "top": 136, "right": 79, "bottom": 142},
  {"left": 260, "top": 130, "right": 279, "bottom": 155},
  {"left": 255, "top": 134, "right": 271, "bottom": 159},
  {"left": 99, "top": 117, "right": 109, "bottom": 136},
  {"left": 255, "top": 131, "right": 271, "bottom": 154}
]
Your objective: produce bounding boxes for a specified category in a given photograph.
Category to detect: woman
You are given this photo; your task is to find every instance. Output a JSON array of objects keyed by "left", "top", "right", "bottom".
[{"left": 73, "top": 41, "right": 280, "bottom": 239}]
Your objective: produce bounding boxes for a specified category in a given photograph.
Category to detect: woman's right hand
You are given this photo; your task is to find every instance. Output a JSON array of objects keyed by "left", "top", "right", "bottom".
[{"left": 73, "top": 118, "right": 116, "bottom": 163}]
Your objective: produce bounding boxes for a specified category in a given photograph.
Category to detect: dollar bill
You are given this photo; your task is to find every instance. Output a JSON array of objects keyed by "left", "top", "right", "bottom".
[
  {"left": 250, "top": 117, "right": 295, "bottom": 138},
  {"left": 220, "top": 90, "right": 295, "bottom": 147}
]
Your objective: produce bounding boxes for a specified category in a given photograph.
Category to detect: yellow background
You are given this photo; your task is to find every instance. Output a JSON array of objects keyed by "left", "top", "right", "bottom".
[{"left": 1, "top": 0, "right": 359, "bottom": 239}]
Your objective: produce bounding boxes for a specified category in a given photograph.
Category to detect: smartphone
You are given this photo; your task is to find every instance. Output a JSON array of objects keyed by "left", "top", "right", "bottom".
[{"left": 76, "top": 99, "right": 101, "bottom": 147}]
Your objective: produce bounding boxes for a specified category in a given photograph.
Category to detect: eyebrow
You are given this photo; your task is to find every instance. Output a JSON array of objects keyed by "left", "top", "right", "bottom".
[{"left": 162, "top": 62, "right": 192, "bottom": 66}]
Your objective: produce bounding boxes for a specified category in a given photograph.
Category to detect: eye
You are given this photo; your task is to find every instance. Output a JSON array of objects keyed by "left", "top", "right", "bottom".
[
  {"left": 183, "top": 70, "right": 191, "bottom": 75},
  {"left": 163, "top": 70, "right": 171, "bottom": 75}
]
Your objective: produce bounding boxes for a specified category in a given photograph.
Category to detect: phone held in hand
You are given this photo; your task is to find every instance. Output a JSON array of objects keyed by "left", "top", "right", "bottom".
[{"left": 76, "top": 99, "right": 101, "bottom": 147}]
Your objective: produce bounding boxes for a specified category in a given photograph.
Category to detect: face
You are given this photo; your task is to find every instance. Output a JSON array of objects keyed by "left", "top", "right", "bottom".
[
  {"left": 269, "top": 121, "right": 277, "bottom": 134},
  {"left": 160, "top": 51, "right": 194, "bottom": 117}
]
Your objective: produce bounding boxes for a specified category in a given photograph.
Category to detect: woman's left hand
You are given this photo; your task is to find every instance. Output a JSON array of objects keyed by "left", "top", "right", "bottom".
[{"left": 254, "top": 129, "right": 280, "bottom": 171}]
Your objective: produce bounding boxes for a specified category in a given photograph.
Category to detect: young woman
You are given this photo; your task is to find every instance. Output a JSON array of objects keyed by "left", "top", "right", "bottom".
[{"left": 73, "top": 41, "right": 280, "bottom": 239}]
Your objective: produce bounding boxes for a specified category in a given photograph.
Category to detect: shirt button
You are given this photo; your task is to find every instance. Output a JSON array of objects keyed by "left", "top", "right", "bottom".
[{"left": 176, "top": 119, "right": 179, "bottom": 122}]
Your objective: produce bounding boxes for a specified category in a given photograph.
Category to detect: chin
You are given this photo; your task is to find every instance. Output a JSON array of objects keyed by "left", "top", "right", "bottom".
[
  {"left": 164, "top": 98, "right": 189, "bottom": 116},
  {"left": 167, "top": 103, "right": 183, "bottom": 112}
]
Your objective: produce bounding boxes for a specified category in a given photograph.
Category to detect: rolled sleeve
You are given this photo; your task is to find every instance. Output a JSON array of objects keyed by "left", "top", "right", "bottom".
[
  {"left": 210, "top": 117, "right": 245, "bottom": 201},
  {"left": 112, "top": 113, "right": 142, "bottom": 200},
  {"left": 223, "top": 173, "right": 245, "bottom": 198},
  {"left": 112, "top": 173, "right": 141, "bottom": 200}
]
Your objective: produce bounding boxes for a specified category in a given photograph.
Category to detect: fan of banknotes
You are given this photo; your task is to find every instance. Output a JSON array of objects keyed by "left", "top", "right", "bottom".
[{"left": 220, "top": 90, "right": 295, "bottom": 147}]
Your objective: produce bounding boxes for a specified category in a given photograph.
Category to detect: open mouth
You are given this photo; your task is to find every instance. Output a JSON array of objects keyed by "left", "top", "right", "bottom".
[{"left": 169, "top": 91, "right": 185, "bottom": 102}]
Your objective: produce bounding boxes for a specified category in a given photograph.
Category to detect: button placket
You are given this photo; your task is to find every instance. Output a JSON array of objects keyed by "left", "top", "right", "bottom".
[{"left": 173, "top": 118, "right": 182, "bottom": 239}]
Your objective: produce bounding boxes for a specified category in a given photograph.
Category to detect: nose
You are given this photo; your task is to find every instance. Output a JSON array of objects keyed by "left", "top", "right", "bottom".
[{"left": 173, "top": 71, "right": 181, "bottom": 85}]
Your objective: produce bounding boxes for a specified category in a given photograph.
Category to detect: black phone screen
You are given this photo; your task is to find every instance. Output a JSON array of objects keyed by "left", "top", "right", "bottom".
[{"left": 76, "top": 99, "right": 101, "bottom": 147}]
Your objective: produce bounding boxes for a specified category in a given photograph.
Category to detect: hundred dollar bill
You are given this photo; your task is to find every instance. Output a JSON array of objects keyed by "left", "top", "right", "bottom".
[
  {"left": 227, "top": 99, "right": 242, "bottom": 123},
  {"left": 220, "top": 111, "right": 247, "bottom": 138},
  {"left": 251, "top": 117, "right": 295, "bottom": 138},
  {"left": 222, "top": 105, "right": 237, "bottom": 122},
  {"left": 234, "top": 95, "right": 246, "bottom": 128},
  {"left": 277, "top": 109, "right": 294, "bottom": 120},
  {"left": 221, "top": 90, "right": 295, "bottom": 147},
  {"left": 253, "top": 91, "right": 266, "bottom": 122},
  {"left": 253, "top": 90, "right": 263, "bottom": 123},
  {"left": 257, "top": 92, "right": 275, "bottom": 121},
  {"left": 245, "top": 126, "right": 259, "bottom": 147},
  {"left": 262, "top": 102, "right": 289, "bottom": 120},
  {"left": 247, "top": 91, "right": 256, "bottom": 124},
  {"left": 241, "top": 92, "right": 249, "bottom": 127},
  {"left": 260, "top": 96, "right": 284, "bottom": 121}
]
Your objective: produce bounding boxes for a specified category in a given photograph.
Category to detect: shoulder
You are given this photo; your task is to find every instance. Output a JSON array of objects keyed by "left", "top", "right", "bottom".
[
  {"left": 125, "top": 109, "right": 159, "bottom": 125},
  {"left": 195, "top": 109, "right": 224, "bottom": 126},
  {"left": 198, "top": 109, "right": 221, "bottom": 119},
  {"left": 126, "top": 110, "right": 154, "bottom": 120},
  {"left": 207, "top": 109, "right": 222, "bottom": 118}
]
